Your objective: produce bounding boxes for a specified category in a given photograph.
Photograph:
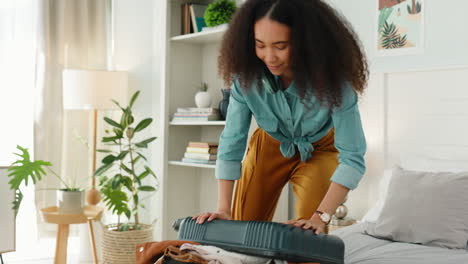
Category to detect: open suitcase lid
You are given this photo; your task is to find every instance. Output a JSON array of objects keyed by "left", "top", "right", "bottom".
[{"left": 173, "top": 217, "right": 344, "bottom": 264}]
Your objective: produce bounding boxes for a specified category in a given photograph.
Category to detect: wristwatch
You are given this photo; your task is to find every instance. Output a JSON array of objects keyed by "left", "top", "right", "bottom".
[{"left": 314, "top": 210, "right": 331, "bottom": 225}]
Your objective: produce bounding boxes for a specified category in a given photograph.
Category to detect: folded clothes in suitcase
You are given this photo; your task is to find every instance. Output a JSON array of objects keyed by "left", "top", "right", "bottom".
[{"left": 173, "top": 217, "right": 344, "bottom": 264}]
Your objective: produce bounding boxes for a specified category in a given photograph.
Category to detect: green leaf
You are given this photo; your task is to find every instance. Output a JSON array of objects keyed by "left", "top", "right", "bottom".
[
  {"left": 111, "top": 174, "right": 123, "bottom": 189},
  {"left": 102, "top": 154, "right": 117, "bottom": 164},
  {"left": 129, "top": 91, "right": 140, "bottom": 108},
  {"left": 116, "top": 151, "right": 129, "bottom": 160},
  {"left": 134, "top": 118, "right": 153, "bottom": 132},
  {"left": 13, "top": 190, "right": 23, "bottom": 217},
  {"left": 137, "top": 152, "right": 148, "bottom": 161},
  {"left": 102, "top": 136, "right": 121, "bottom": 143},
  {"left": 100, "top": 185, "right": 129, "bottom": 217},
  {"left": 138, "top": 170, "right": 150, "bottom": 181},
  {"left": 96, "top": 149, "right": 112, "bottom": 153},
  {"left": 104, "top": 117, "right": 122, "bottom": 129},
  {"left": 7, "top": 146, "right": 51, "bottom": 189},
  {"left": 144, "top": 166, "right": 157, "bottom": 180},
  {"left": 135, "top": 137, "right": 157, "bottom": 148},
  {"left": 120, "top": 111, "right": 128, "bottom": 128},
  {"left": 120, "top": 164, "right": 133, "bottom": 175},
  {"left": 138, "top": 186, "right": 156, "bottom": 192},
  {"left": 94, "top": 163, "right": 113, "bottom": 176},
  {"left": 111, "top": 99, "right": 126, "bottom": 111},
  {"left": 122, "top": 176, "right": 133, "bottom": 191},
  {"left": 132, "top": 156, "right": 141, "bottom": 165}
]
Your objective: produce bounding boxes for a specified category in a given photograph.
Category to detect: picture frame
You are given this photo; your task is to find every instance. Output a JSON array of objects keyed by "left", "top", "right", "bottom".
[{"left": 374, "top": 0, "right": 425, "bottom": 57}]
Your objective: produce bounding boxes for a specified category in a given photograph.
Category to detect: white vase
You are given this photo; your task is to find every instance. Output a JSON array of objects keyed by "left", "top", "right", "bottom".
[
  {"left": 57, "top": 189, "right": 84, "bottom": 214},
  {"left": 195, "top": 91, "right": 212, "bottom": 108}
]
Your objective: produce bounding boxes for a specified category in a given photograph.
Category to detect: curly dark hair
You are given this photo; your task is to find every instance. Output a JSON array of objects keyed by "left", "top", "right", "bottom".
[{"left": 218, "top": 0, "right": 368, "bottom": 108}]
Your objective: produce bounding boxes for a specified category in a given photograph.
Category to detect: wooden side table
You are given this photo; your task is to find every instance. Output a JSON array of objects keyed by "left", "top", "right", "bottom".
[{"left": 40, "top": 205, "right": 103, "bottom": 264}]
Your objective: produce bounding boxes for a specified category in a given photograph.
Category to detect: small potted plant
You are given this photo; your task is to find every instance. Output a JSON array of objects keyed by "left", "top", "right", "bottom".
[
  {"left": 204, "top": 0, "right": 237, "bottom": 28},
  {"left": 7, "top": 146, "right": 86, "bottom": 216},
  {"left": 195, "top": 82, "right": 212, "bottom": 108},
  {"left": 94, "top": 90, "right": 158, "bottom": 263}
]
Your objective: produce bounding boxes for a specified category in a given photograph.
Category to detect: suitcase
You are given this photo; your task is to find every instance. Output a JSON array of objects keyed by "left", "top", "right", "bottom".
[{"left": 173, "top": 217, "right": 344, "bottom": 264}]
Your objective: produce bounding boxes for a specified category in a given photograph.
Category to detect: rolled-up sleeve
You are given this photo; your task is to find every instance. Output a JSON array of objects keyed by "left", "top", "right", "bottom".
[
  {"left": 331, "top": 83, "right": 366, "bottom": 190},
  {"left": 215, "top": 80, "right": 252, "bottom": 180}
]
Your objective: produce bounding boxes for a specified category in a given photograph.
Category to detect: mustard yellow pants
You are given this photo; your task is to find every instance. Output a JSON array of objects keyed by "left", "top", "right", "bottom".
[{"left": 232, "top": 128, "right": 338, "bottom": 221}]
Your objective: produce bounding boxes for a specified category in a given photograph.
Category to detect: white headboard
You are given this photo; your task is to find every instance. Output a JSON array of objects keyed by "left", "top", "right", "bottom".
[
  {"left": 0, "top": 168, "right": 15, "bottom": 254},
  {"left": 385, "top": 67, "right": 468, "bottom": 165},
  {"left": 348, "top": 66, "right": 468, "bottom": 219}
]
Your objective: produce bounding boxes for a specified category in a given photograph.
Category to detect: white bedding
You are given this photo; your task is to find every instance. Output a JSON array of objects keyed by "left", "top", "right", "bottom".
[{"left": 330, "top": 223, "right": 468, "bottom": 264}]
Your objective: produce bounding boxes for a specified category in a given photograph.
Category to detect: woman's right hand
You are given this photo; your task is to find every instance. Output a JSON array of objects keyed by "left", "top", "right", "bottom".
[{"left": 192, "top": 210, "right": 232, "bottom": 224}]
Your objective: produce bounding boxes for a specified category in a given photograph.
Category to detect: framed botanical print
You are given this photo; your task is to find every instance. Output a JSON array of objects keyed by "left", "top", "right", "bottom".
[{"left": 376, "top": 0, "right": 425, "bottom": 56}]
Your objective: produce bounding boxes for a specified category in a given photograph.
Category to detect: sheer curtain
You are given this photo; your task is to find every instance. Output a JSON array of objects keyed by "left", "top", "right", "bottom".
[{"left": 34, "top": 0, "right": 111, "bottom": 239}]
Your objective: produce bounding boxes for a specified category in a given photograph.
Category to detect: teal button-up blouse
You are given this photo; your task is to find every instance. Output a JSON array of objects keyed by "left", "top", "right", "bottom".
[{"left": 215, "top": 76, "right": 366, "bottom": 190}]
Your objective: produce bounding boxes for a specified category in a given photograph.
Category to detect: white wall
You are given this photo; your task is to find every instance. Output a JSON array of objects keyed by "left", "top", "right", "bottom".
[
  {"left": 327, "top": 0, "right": 468, "bottom": 72},
  {"left": 112, "top": 0, "right": 158, "bottom": 227},
  {"left": 325, "top": 0, "right": 468, "bottom": 219}
]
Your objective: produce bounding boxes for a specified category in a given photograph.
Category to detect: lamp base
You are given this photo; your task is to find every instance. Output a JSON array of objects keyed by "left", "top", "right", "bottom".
[{"left": 86, "top": 188, "right": 101, "bottom": 205}]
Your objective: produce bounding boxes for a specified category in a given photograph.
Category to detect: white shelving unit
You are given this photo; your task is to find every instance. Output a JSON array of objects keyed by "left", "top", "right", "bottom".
[
  {"left": 158, "top": 0, "right": 288, "bottom": 240},
  {"left": 159, "top": 0, "right": 228, "bottom": 240}
]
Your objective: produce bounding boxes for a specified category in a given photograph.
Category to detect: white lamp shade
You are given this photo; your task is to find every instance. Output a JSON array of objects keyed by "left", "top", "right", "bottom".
[{"left": 63, "top": 69, "right": 128, "bottom": 110}]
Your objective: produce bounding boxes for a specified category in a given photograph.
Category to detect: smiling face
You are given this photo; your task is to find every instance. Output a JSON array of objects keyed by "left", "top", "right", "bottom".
[{"left": 254, "top": 17, "right": 293, "bottom": 79}]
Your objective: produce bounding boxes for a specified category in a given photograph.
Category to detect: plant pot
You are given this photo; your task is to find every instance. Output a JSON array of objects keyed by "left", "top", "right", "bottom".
[
  {"left": 218, "top": 88, "right": 231, "bottom": 120},
  {"left": 57, "top": 189, "right": 84, "bottom": 214},
  {"left": 101, "top": 223, "right": 154, "bottom": 264},
  {"left": 195, "top": 91, "right": 212, "bottom": 108}
]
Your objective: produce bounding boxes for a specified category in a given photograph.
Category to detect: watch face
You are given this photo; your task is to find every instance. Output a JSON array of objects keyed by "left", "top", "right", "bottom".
[{"left": 320, "top": 213, "right": 331, "bottom": 223}]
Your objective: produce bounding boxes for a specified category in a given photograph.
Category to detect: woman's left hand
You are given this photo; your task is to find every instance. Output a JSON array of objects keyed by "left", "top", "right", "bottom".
[{"left": 284, "top": 214, "right": 326, "bottom": 235}]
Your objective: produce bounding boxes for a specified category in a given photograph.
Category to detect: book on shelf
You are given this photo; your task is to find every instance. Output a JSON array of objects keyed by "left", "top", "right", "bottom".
[
  {"left": 189, "top": 4, "right": 208, "bottom": 33},
  {"left": 186, "top": 146, "right": 218, "bottom": 154},
  {"left": 176, "top": 107, "right": 219, "bottom": 114},
  {"left": 184, "top": 152, "right": 217, "bottom": 161},
  {"left": 182, "top": 157, "right": 216, "bottom": 165},
  {"left": 172, "top": 116, "right": 220, "bottom": 122},
  {"left": 180, "top": 3, "right": 192, "bottom": 35},
  {"left": 188, "top": 141, "right": 218, "bottom": 148}
]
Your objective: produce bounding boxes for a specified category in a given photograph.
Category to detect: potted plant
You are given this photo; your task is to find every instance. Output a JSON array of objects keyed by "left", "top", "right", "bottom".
[
  {"left": 7, "top": 146, "right": 86, "bottom": 216},
  {"left": 204, "top": 0, "right": 237, "bottom": 28},
  {"left": 94, "top": 90, "right": 158, "bottom": 263},
  {"left": 195, "top": 81, "right": 212, "bottom": 108}
]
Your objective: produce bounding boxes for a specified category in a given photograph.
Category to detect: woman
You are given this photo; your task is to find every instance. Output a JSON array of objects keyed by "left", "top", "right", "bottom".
[{"left": 194, "top": 0, "right": 368, "bottom": 235}]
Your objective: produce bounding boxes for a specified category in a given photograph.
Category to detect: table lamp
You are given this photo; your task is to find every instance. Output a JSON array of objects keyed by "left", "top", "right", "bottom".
[{"left": 62, "top": 69, "right": 128, "bottom": 205}]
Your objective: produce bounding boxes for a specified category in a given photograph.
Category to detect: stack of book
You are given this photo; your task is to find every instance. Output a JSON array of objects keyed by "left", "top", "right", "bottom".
[
  {"left": 172, "top": 107, "right": 220, "bottom": 123},
  {"left": 182, "top": 142, "right": 218, "bottom": 165},
  {"left": 180, "top": 3, "right": 208, "bottom": 34}
]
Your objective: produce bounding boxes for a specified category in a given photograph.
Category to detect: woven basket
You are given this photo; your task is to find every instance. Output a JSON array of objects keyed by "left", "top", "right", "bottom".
[{"left": 101, "top": 223, "right": 154, "bottom": 264}]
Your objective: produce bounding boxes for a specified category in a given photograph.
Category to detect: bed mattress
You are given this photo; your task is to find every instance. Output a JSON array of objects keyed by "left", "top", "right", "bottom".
[{"left": 330, "top": 223, "right": 468, "bottom": 264}]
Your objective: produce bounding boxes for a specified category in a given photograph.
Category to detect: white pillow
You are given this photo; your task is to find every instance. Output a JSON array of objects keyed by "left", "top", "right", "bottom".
[
  {"left": 365, "top": 167, "right": 468, "bottom": 249},
  {"left": 361, "top": 169, "right": 392, "bottom": 223},
  {"left": 362, "top": 153, "right": 468, "bottom": 223}
]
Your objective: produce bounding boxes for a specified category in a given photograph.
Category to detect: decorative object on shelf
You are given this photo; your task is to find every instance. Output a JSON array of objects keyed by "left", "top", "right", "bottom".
[
  {"left": 7, "top": 146, "right": 86, "bottom": 216},
  {"left": 194, "top": 82, "right": 212, "bottom": 108},
  {"left": 172, "top": 107, "right": 220, "bottom": 123},
  {"left": 218, "top": 88, "right": 231, "bottom": 120},
  {"left": 189, "top": 3, "right": 208, "bottom": 33},
  {"left": 204, "top": 0, "right": 237, "bottom": 27},
  {"left": 62, "top": 69, "right": 128, "bottom": 206},
  {"left": 182, "top": 141, "right": 218, "bottom": 165},
  {"left": 330, "top": 195, "right": 356, "bottom": 228},
  {"left": 93, "top": 90, "right": 158, "bottom": 263}
]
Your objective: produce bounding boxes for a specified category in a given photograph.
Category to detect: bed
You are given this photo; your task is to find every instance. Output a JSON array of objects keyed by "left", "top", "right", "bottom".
[
  {"left": 331, "top": 223, "right": 468, "bottom": 264},
  {"left": 329, "top": 67, "right": 468, "bottom": 264}
]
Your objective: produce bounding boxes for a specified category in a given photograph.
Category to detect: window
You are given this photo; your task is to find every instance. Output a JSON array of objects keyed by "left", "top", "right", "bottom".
[{"left": 0, "top": 1, "right": 36, "bottom": 166}]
